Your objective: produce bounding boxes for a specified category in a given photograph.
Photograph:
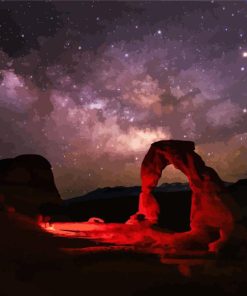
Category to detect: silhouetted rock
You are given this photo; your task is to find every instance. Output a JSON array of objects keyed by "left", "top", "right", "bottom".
[
  {"left": 0, "top": 154, "right": 61, "bottom": 217},
  {"left": 229, "top": 179, "right": 247, "bottom": 195},
  {"left": 228, "top": 178, "right": 247, "bottom": 227}
]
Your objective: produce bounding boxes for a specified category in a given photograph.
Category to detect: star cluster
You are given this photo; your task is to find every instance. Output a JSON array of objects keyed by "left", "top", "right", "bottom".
[{"left": 0, "top": 1, "right": 247, "bottom": 198}]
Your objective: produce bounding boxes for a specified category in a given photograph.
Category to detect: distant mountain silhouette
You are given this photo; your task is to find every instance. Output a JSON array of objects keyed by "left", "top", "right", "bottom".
[
  {"left": 159, "top": 182, "right": 190, "bottom": 191},
  {"left": 64, "top": 181, "right": 234, "bottom": 205},
  {"left": 64, "top": 183, "right": 191, "bottom": 205}
]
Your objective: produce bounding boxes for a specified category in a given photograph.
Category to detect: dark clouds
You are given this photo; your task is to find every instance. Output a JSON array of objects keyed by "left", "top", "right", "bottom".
[{"left": 0, "top": 1, "right": 247, "bottom": 198}]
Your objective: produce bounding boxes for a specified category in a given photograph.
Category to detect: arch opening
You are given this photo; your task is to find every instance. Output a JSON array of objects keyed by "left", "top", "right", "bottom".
[{"left": 156, "top": 164, "right": 191, "bottom": 232}]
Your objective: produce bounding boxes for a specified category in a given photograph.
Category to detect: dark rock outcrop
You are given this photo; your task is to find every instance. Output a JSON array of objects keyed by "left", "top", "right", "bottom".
[{"left": 0, "top": 154, "right": 61, "bottom": 217}]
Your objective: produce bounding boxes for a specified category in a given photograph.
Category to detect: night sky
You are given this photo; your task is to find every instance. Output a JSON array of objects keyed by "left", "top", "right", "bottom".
[{"left": 0, "top": 1, "right": 247, "bottom": 198}]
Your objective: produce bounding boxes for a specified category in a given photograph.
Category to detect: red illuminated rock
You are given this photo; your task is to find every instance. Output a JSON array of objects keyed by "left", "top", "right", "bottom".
[{"left": 128, "top": 140, "right": 240, "bottom": 253}]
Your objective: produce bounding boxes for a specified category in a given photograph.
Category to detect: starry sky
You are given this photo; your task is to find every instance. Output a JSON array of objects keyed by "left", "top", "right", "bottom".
[{"left": 0, "top": 1, "right": 247, "bottom": 198}]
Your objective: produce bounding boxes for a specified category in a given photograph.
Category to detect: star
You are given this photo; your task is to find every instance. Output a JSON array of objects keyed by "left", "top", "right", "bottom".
[{"left": 1, "top": 0, "right": 247, "bottom": 197}]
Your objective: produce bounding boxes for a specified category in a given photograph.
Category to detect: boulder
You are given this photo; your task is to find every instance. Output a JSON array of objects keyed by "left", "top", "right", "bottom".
[{"left": 0, "top": 154, "right": 61, "bottom": 217}]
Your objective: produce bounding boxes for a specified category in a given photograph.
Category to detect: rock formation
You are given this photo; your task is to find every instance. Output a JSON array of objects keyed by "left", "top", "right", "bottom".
[
  {"left": 0, "top": 154, "right": 61, "bottom": 217},
  {"left": 128, "top": 140, "right": 240, "bottom": 252}
]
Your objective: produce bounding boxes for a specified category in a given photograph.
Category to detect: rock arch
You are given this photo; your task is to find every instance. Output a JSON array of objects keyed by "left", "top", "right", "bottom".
[{"left": 130, "top": 140, "right": 239, "bottom": 252}]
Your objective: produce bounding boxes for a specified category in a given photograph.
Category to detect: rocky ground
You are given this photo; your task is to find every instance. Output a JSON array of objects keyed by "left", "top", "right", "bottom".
[{"left": 1, "top": 154, "right": 247, "bottom": 295}]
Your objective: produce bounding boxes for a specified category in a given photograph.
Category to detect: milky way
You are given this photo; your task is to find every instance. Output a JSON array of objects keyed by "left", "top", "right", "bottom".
[{"left": 0, "top": 1, "right": 247, "bottom": 198}]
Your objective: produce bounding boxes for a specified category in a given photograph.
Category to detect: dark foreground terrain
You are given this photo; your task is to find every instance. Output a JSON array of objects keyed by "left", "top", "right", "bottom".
[
  {"left": 1, "top": 155, "right": 247, "bottom": 295},
  {"left": 1, "top": 209, "right": 247, "bottom": 296},
  {"left": 1, "top": 181, "right": 247, "bottom": 295}
]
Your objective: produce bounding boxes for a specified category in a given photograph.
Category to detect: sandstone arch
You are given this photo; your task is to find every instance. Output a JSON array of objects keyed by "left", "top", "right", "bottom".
[{"left": 129, "top": 140, "right": 240, "bottom": 252}]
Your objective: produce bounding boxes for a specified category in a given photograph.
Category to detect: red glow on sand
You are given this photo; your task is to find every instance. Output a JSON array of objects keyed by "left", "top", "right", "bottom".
[{"left": 39, "top": 220, "right": 212, "bottom": 259}]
